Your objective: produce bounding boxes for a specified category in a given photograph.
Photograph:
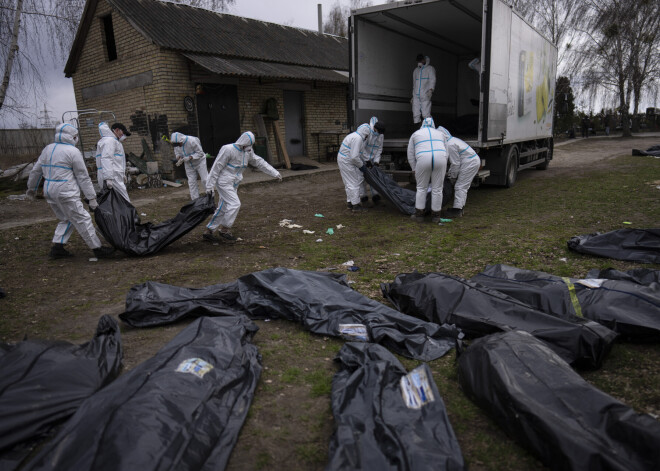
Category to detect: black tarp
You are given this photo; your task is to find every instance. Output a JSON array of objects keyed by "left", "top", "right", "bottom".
[
  {"left": 457, "top": 330, "right": 660, "bottom": 471},
  {"left": 362, "top": 166, "right": 454, "bottom": 215},
  {"left": 22, "top": 316, "right": 261, "bottom": 471},
  {"left": 93, "top": 188, "right": 216, "bottom": 256},
  {"left": 586, "top": 267, "right": 660, "bottom": 285},
  {"left": 327, "top": 342, "right": 465, "bottom": 470},
  {"left": 567, "top": 228, "right": 660, "bottom": 263},
  {"left": 381, "top": 271, "right": 617, "bottom": 368},
  {"left": 472, "top": 264, "right": 660, "bottom": 341},
  {"left": 0, "top": 315, "right": 122, "bottom": 469},
  {"left": 120, "top": 267, "right": 462, "bottom": 361},
  {"left": 632, "top": 145, "right": 660, "bottom": 157}
]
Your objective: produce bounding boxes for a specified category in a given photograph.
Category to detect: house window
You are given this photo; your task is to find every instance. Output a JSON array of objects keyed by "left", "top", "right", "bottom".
[{"left": 101, "top": 15, "right": 117, "bottom": 61}]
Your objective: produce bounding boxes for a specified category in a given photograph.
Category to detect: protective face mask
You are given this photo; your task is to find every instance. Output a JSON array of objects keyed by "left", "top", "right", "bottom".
[
  {"left": 243, "top": 146, "right": 253, "bottom": 153},
  {"left": 119, "top": 135, "right": 127, "bottom": 142},
  {"left": 418, "top": 62, "right": 424, "bottom": 68}
]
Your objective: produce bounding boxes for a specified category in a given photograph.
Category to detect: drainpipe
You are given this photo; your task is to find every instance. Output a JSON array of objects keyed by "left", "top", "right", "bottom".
[{"left": 318, "top": 4, "right": 323, "bottom": 33}]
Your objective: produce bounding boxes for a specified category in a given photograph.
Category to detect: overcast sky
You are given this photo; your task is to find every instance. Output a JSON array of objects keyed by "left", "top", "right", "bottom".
[{"left": 0, "top": 0, "right": 386, "bottom": 129}]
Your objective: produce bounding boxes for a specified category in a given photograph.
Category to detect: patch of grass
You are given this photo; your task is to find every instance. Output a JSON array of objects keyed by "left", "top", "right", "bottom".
[
  {"left": 295, "top": 442, "right": 326, "bottom": 465},
  {"left": 282, "top": 366, "right": 302, "bottom": 384},
  {"left": 304, "top": 369, "right": 333, "bottom": 398},
  {"left": 255, "top": 451, "right": 272, "bottom": 470}
]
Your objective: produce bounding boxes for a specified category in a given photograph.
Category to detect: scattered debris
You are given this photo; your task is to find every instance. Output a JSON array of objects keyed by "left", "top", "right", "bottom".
[
  {"left": 341, "top": 261, "right": 354, "bottom": 267},
  {"left": 326, "top": 228, "right": 334, "bottom": 235},
  {"left": 302, "top": 230, "right": 315, "bottom": 234},
  {"left": 315, "top": 214, "right": 324, "bottom": 218},
  {"left": 161, "top": 179, "right": 182, "bottom": 188}
]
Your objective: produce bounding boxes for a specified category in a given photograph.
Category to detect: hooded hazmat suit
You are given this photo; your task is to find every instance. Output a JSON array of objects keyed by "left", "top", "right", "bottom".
[
  {"left": 437, "top": 126, "right": 480, "bottom": 210},
  {"left": 170, "top": 132, "right": 208, "bottom": 200},
  {"left": 407, "top": 117, "right": 448, "bottom": 212},
  {"left": 205, "top": 132, "right": 281, "bottom": 232},
  {"left": 96, "top": 122, "right": 130, "bottom": 202},
  {"left": 337, "top": 125, "right": 371, "bottom": 206},
  {"left": 359, "top": 117, "right": 384, "bottom": 200},
  {"left": 412, "top": 56, "right": 436, "bottom": 124},
  {"left": 27, "top": 124, "right": 104, "bottom": 250}
]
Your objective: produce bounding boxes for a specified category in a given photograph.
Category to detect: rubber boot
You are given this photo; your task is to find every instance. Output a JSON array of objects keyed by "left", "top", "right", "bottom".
[
  {"left": 431, "top": 211, "right": 442, "bottom": 223},
  {"left": 49, "top": 243, "right": 73, "bottom": 259},
  {"left": 410, "top": 209, "right": 425, "bottom": 222},
  {"left": 346, "top": 202, "right": 353, "bottom": 209},
  {"left": 445, "top": 208, "right": 464, "bottom": 218},
  {"left": 372, "top": 194, "right": 381, "bottom": 204},
  {"left": 352, "top": 204, "right": 367, "bottom": 212}
]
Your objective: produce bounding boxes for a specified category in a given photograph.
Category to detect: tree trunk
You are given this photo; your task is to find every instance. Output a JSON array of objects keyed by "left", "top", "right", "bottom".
[{"left": 0, "top": 0, "right": 24, "bottom": 111}]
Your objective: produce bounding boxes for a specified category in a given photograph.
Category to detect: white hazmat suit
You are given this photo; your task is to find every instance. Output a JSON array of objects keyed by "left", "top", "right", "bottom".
[
  {"left": 27, "top": 124, "right": 104, "bottom": 251},
  {"left": 171, "top": 132, "right": 209, "bottom": 200},
  {"left": 438, "top": 126, "right": 480, "bottom": 211},
  {"left": 205, "top": 132, "right": 281, "bottom": 233},
  {"left": 337, "top": 125, "right": 371, "bottom": 207},
  {"left": 96, "top": 122, "right": 130, "bottom": 202},
  {"left": 359, "top": 117, "right": 384, "bottom": 200},
  {"left": 412, "top": 56, "right": 436, "bottom": 124},
  {"left": 407, "top": 117, "right": 448, "bottom": 213}
]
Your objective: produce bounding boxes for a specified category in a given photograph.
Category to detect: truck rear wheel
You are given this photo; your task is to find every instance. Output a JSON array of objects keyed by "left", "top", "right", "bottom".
[{"left": 504, "top": 145, "right": 519, "bottom": 188}]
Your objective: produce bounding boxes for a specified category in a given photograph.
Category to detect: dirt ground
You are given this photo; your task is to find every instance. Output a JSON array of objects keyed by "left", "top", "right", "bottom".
[{"left": 1, "top": 134, "right": 659, "bottom": 470}]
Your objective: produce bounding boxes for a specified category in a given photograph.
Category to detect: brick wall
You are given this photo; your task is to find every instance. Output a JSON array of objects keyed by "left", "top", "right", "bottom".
[{"left": 237, "top": 79, "right": 348, "bottom": 162}]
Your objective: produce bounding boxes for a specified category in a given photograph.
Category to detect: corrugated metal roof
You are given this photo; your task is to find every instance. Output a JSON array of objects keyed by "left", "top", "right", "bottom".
[
  {"left": 109, "top": 0, "right": 348, "bottom": 70},
  {"left": 184, "top": 53, "right": 348, "bottom": 83}
]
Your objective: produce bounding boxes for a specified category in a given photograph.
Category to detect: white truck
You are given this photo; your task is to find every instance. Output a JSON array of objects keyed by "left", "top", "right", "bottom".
[{"left": 349, "top": 0, "right": 557, "bottom": 187}]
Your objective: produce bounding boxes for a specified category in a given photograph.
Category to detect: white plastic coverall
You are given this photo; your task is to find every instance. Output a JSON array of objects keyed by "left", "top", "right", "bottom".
[
  {"left": 171, "top": 132, "right": 209, "bottom": 200},
  {"left": 205, "top": 132, "right": 281, "bottom": 231},
  {"left": 337, "top": 125, "right": 371, "bottom": 206},
  {"left": 438, "top": 126, "right": 480, "bottom": 209},
  {"left": 27, "top": 124, "right": 103, "bottom": 250},
  {"left": 412, "top": 56, "right": 436, "bottom": 124},
  {"left": 359, "top": 117, "right": 384, "bottom": 199},
  {"left": 96, "top": 122, "right": 130, "bottom": 202},
  {"left": 407, "top": 117, "right": 448, "bottom": 212}
]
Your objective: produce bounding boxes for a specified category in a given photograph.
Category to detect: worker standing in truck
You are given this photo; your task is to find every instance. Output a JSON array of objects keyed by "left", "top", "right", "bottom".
[
  {"left": 412, "top": 54, "right": 436, "bottom": 124},
  {"left": 437, "top": 125, "right": 480, "bottom": 218},
  {"left": 407, "top": 117, "right": 447, "bottom": 223}
]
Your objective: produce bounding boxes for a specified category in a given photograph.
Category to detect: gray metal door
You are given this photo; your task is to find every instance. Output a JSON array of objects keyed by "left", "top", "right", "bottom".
[{"left": 284, "top": 90, "right": 304, "bottom": 157}]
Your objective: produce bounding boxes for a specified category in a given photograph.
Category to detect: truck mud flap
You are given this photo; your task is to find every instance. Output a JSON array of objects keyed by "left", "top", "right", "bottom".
[
  {"left": 120, "top": 267, "right": 462, "bottom": 362},
  {"left": 327, "top": 342, "right": 465, "bottom": 470},
  {"left": 472, "top": 264, "right": 660, "bottom": 342},
  {"left": 0, "top": 316, "right": 122, "bottom": 469},
  {"left": 381, "top": 271, "right": 616, "bottom": 369},
  {"left": 458, "top": 330, "right": 660, "bottom": 471},
  {"left": 94, "top": 189, "right": 216, "bottom": 256},
  {"left": 22, "top": 316, "right": 261, "bottom": 471},
  {"left": 568, "top": 228, "right": 660, "bottom": 264}
]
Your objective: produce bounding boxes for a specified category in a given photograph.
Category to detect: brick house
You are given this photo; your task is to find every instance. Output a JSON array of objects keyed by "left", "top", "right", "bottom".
[{"left": 65, "top": 0, "right": 349, "bottom": 177}]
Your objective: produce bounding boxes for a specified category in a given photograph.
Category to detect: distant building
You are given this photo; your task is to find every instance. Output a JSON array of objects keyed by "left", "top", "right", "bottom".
[{"left": 65, "top": 0, "right": 349, "bottom": 176}]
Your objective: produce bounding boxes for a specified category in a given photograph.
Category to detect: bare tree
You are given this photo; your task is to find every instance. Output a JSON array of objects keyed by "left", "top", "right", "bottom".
[
  {"left": 0, "top": 0, "right": 234, "bottom": 122},
  {"left": 323, "top": 0, "right": 372, "bottom": 37},
  {"left": 576, "top": 0, "right": 659, "bottom": 137}
]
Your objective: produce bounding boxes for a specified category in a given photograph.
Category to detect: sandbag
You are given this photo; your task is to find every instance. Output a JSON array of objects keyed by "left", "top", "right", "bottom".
[
  {"left": 458, "top": 330, "right": 660, "bottom": 471},
  {"left": 94, "top": 189, "right": 216, "bottom": 256},
  {"left": 327, "top": 342, "right": 465, "bottom": 470},
  {"left": 362, "top": 166, "right": 453, "bottom": 215},
  {"left": 567, "top": 228, "right": 660, "bottom": 263},
  {"left": 472, "top": 264, "right": 660, "bottom": 341},
  {"left": 381, "top": 271, "right": 616, "bottom": 368},
  {"left": 120, "top": 267, "right": 462, "bottom": 361},
  {"left": 22, "top": 316, "right": 260, "bottom": 471},
  {"left": 0, "top": 316, "right": 122, "bottom": 468}
]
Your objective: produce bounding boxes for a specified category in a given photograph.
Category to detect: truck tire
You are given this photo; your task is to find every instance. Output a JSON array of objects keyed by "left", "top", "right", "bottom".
[{"left": 504, "top": 145, "right": 519, "bottom": 188}]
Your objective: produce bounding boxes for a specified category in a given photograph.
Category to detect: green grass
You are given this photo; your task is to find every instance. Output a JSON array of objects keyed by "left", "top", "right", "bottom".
[{"left": 1, "top": 150, "right": 659, "bottom": 470}]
